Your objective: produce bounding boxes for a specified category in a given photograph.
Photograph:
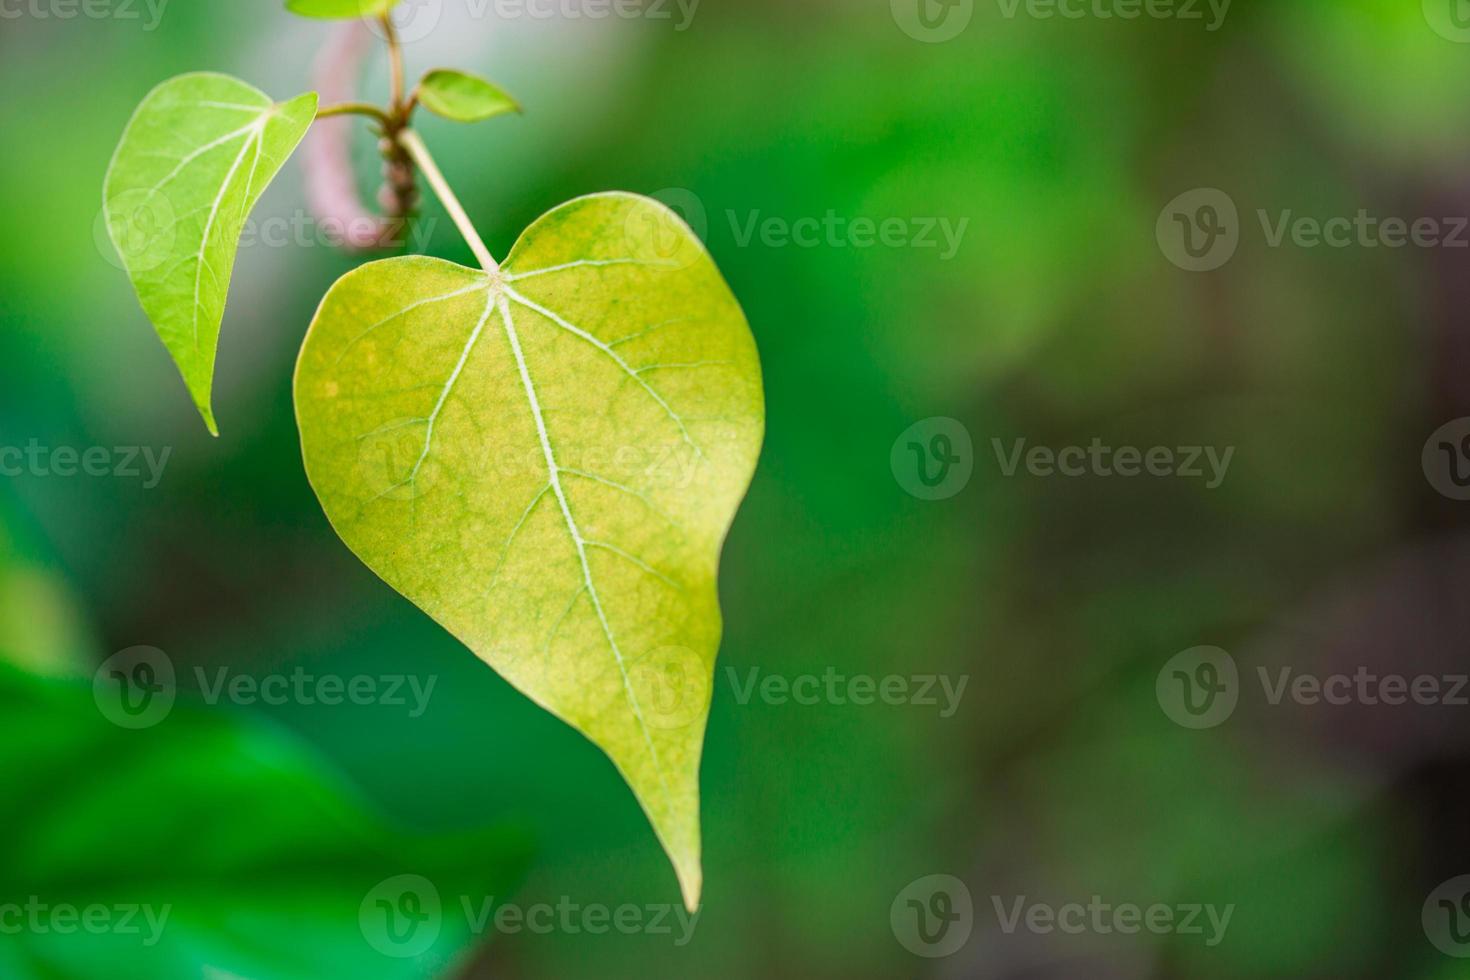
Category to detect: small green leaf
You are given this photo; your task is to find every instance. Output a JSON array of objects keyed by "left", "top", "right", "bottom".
[
  {"left": 417, "top": 69, "right": 521, "bottom": 124},
  {"left": 286, "top": 0, "right": 400, "bottom": 18},
  {"left": 104, "top": 73, "right": 317, "bottom": 435},
  {"left": 295, "top": 193, "right": 764, "bottom": 910}
]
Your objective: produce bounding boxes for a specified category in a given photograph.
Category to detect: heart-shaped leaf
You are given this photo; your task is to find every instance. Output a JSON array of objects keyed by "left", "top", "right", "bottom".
[
  {"left": 104, "top": 73, "right": 317, "bottom": 435},
  {"left": 295, "top": 193, "right": 764, "bottom": 909},
  {"left": 417, "top": 69, "right": 520, "bottom": 124},
  {"left": 286, "top": 0, "right": 401, "bottom": 18}
]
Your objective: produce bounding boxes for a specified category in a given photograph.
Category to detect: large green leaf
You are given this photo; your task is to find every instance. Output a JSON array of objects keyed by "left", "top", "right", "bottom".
[
  {"left": 294, "top": 192, "right": 764, "bottom": 910},
  {"left": 417, "top": 69, "right": 520, "bottom": 124},
  {"left": 286, "top": 0, "right": 401, "bottom": 18},
  {"left": 0, "top": 664, "right": 528, "bottom": 978},
  {"left": 104, "top": 73, "right": 317, "bottom": 436}
]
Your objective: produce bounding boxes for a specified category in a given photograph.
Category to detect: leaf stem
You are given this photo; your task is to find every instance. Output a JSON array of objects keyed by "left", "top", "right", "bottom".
[
  {"left": 398, "top": 129, "right": 500, "bottom": 275},
  {"left": 381, "top": 14, "right": 406, "bottom": 113},
  {"left": 316, "top": 102, "right": 392, "bottom": 125}
]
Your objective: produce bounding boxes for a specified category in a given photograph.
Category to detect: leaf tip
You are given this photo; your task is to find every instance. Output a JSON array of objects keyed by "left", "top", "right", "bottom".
[{"left": 677, "top": 862, "right": 702, "bottom": 914}]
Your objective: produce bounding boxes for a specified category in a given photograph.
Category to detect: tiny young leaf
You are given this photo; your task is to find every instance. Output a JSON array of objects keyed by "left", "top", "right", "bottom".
[
  {"left": 417, "top": 69, "right": 521, "bottom": 124},
  {"left": 285, "top": 0, "right": 401, "bottom": 18},
  {"left": 294, "top": 193, "right": 764, "bottom": 910},
  {"left": 104, "top": 73, "right": 317, "bottom": 435}
]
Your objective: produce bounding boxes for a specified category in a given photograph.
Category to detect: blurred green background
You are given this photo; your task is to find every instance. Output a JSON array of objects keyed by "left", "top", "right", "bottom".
[{"left": 4, "top": 0, "right": 1470, "bottom": 976}]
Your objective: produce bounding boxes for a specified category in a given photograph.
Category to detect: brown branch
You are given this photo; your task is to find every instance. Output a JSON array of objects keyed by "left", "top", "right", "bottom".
[{"left": 301, "top": 22, "right": 415, "bottom": 252}]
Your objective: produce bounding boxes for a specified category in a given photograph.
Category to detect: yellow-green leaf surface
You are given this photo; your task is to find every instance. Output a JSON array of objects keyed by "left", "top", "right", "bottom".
[
  {"left": 295, "top": 193, "right": 763, "bottom": 909},
  {"left": 286, "top": 0, "right": 399, "bottom": 18},
  {"left": 104, "top": 73, "right": 317, "bottom": 435},
  {"left": 417, "top": 69, "right": 520, "bottom": 123}
]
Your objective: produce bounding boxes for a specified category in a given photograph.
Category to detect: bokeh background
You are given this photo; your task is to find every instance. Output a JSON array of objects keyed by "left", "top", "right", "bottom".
[{"left": 4, "top": 0, "right": 1470, "bottom": 976}]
